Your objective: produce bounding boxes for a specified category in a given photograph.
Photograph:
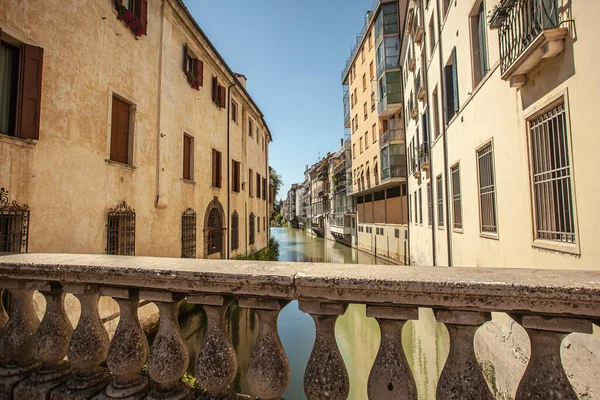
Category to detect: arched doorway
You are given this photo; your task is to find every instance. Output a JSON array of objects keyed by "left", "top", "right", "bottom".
[{"left": 203, "top": 197, "right": 226, "bottom": 259}]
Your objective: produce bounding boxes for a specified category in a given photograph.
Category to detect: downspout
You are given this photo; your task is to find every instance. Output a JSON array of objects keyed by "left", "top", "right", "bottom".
[
  {"left": 435, "top": 0, "right": 453, "bottom": 266},
  {"left": 226, "top": 81, "right": 237, "bottom": 259},
  {"left": 155, "top": 1, "right": 167, "bottom": 209}
]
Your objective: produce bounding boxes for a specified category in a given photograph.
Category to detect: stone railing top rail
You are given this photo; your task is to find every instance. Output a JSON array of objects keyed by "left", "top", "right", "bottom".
[{"left": 1, "top": 253, "right": 599, "bottom": 319}]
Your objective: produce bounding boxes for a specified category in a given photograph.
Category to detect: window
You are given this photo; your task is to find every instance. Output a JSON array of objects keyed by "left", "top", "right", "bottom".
[
  {"left": 262, "top": 177, "right": 267, "bottom": 201},
  {"left": 117, "top": 0, "right": 148, "bottom": 36},
  {"left": 371, "top": 91, "right": 375, "bottom": 111},
  {"left": 355, "top": 114, "right": 358, "bottom": 131},
  {"left": 256, "top": 172, "right": 261, "bottom": 199},
  {"left": 249, "top": 169, "right": 254, "bottom": 196},
  {"left": 372, "top": 124, "right": 377, "bottom": 143},
  {"left": 363, "top": 74, "right": 367, "bottom": 91},
  {"left": 428, "top": 16, "right": 435, "bottom": 56},
  {"left": 183, "top": 134, "right": 193, "bottom": 181},
  {"left": 232, "top": 160, "right": 241, "bottom": 192},
  {"left": 231, "top": 211, "right": 239, "bottom": 251},
  {"left": 106, "top": 200, "right": 135, "bottom": 256},
  {"left": 248, "top": 117, "right": 254, "bottom": 137},
  {"left": 443, "top": 48, "right": 459, "bottom": 123},
  {"left": 365, "top": 132, "right": 369, "bottom": 149},
  {"left": 353, "top": 144, "right": 356, "bottom": 159},
  {"left": 427, "top": 183, "right": 432, "bottom": 227},
  {"left": 257, "top": 216, "right": 260, "bottom": 233},
  {"left": 528, "top": 101, "right": 576, "bottom": 245},
  {"left": 443, "top": 0, "right": 451, "bottom": 17},
  {"left": 408, "top": 194, "right": 412, "bottom": 223},
  {"left": 477, "top": 142, "right": 497, "bottom": 235},
  {"left": 110, "top": 95, "right": 133, "bottom": 165},
  {"left": 181, "top": 208, "right": 196, "bottom": 258},
  {"left": 368, "top": 31, "right": 373, "bottom": 49},
  {"left": 451, "top": 164, "right": 462, "bottom": 230},
  {"left": 361, "top": 46, "right": 365, "bottom": 63},
  {"left": 212, "top": 76, "right": 226, "bottom": 109},
  {"left": 351, "top": 93, "right": 354, "bottom": 109},
  {"left": 206, "top": 207, "right": 223, "bottom": 255},
  {"left": 0, "top": 38, "right": 42, "bottom": 140},
  {"left": 437, "top": 175, "right": 444, "bottom": 228},
  {"left": 256, "top": 129, "right": 260, "bottom": 144},
  {"left": 369, "top": 62, "right": 374, "bottom": 80},
  {"left": 212, "top": 149, "right": 222, "bottom": 188},
  {"left": 418, "top": 188, "right": 423, "bottom": 225},
  {"left": 432, "top": 87, "right": 441, "bottom": 140},
  {"left": 249, "top": 212, "right": 255, "bottom": 245},
  {"left": 183, "top": 44, "right": 203, "bottom": 89},
  {"left": 364, "top": 102, "right": 368, "bottom": 120},
  {"left": 414, "top": 191, "right": 418, "bottom": 224},
  {"left": 470, "top": 0, "right": 489, "bottom": 88},
  {"left": 354, "top": 89, "right": 357, "bottom": 105},
  {"left": 360, "top": 137, "right": 363, "bottom": 153},
  {"left": 351, "top": 117, "right": 355, "bottom": 132},
  {"left": 231, "top": 100, "right": 238, "bottom": 123},
  {"left": 0, "top": 188, "right": 29, "bottom": 253}
]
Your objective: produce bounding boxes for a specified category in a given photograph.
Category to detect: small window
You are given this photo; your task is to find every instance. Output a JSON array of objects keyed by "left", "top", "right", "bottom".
[
  {"left": 442, "top": 0, "right": 451, "bottom": 17},
  {"left": 443, "top": 48, "right": 459, "bottom": 123},
  {"left": 249, "top": 212, "right": 255, "bottom": 245},
  {"left": 368, "top": 31, "right": 373, "bottom": 49},
  {"left": 181, "top": 208, "right": 196, "bottom": 258},
  {"left": 256, "top": 172, "right": 261, "bottom": 199},
  {"left": 231, "top": 100, "right": 238, "bottom": 123},
  {"left": 262, "top": 178, "right": 267, "bottom": 201},
  {"left": 418, "top": 188, "right": 423, "bottom": 225},
  {"left": 212, "top": 76, "right": 226, "bottom": 109},
  {"left": 212, "top": 149, "right": 222, "bottom": 188},
  {"left": 183, "top": 44, "right": 203, "bottom": 90},
  {"left": 106, "top": 200, "right": 135, "bottom": 256},
  {"left": 371, "top": 91, "right": 375, "bottom": 111},
  {"left": 428, "top": 16, "right": 435, "bottom": 56},
  {"left": 360, "top": 137, "right": 363, "bottom": 153},
  {"left": 477, "top": 142, "right": 497, "bottom": 235},
  {"left": 116, "top": 0, "right": 148, "bottom": 37},
  {"left": 353, "top": 144, "right": 356, "bottom": 159},
  {"left": 437, "top": 175, "right": 444, "bottom": 228},
  {"left": 364, "top": 102, "right": 368, "bottom": 120},
  {"left": 110, "top": 95, "right": 134, "bottom": 165},
  {"left": 0, "top": 188, "right": 30, "bottom": 253},
  {"left": 183, "top": 134, "right": 193, "bottom": 181},
  {"left": 231, "top": 211, "right": 239, "bottom": 251},
  {"left": 232, "top": 160, "right": 241, "bottom": 192},
  {"left": 361, "top": 46, "right": 365, "bottom": 63},
  {"left": 427, "top": 183, "right": 433, "bottom": 227},
  {"left": 408, "top": 194, "right": 412, "bottom": 223},
  {"left": 372, "top": 124, "right": 377, "bottom": 143},
  {"left": 432, "top": 87, "right": 441, "bottom": 140},
  {"left": 248, "top": 117, "right": 254, "bottom": 137},
  {"left": 451, "top": 163, "right": 462, "bottom": 230},
  {"left": 365, "top": 132, "right": 369, "bottom": 149},
  {"left": 362, "top": 74, "right": 367, "bottom": 91},
  {"left": 369, "top": 62, "right": 374, "bottom": 80},
  {"left": 206, "top": 207, "right": 223, "bottom": 255},
  {"left": 249, "top": 169, "right": 254, "bottom": 197},
  {"left": 257, "top": 216, "right": 260, "bottom": 233},
  {"left": 470, "top": 0, "right": 489, "bottom": 88}
]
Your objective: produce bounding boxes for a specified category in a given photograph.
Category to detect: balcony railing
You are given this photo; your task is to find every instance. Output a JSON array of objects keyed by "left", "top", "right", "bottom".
[
  {"left": 418, "top": 141, "right": 430, "bottom": 169},
  {"left": 493, "top": 0, "right": 566, "bottom": 85},
  {"left": 380, "top": 123, "right": 405, "bottom": 147},
  {"left": 381, "top": 164, "right": 407, "bottom": 182},
  {"left": 0, "top": 254, "right": 598, "bottom": 400}
]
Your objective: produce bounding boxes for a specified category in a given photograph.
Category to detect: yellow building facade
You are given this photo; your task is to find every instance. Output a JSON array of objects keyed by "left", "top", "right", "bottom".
[{"left": 0, "top": 0, "right": 271, "bottom": 259}]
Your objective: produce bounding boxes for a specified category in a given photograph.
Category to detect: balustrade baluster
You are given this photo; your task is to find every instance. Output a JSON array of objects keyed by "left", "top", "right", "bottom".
[
  {"left": 299, "top": 301, "right": 349, "bottom": 400},
  {"left": 366, "top": 306, "right": 418, "bottom": 400},
  {"left": 239, "top": 298, "right": 290, "bottom": 400},
  {"left": 0, "top": 282, "right": 42, "bottom": 397},
  {"left": 52, "top": 284, "right": 111, "bottom": 399},
  {"left": 102, "top": 287, "right": 149, "bottom": 400},
  {"left": 434, "top": 309, "right": 493, "bottom": 400},
  {"left": 15, "top": 285, "right": 73, "bottom": 398},
  {"left": 0, "top": 288, "right": 8, "bottom": 329},
  {"left": 187, "top": 294, "right": 237, "bottom": 399},
  {"left": 142, "top": 291, "right": 190, "bottom": 400},
  {"left": 515, "top": 315, "right": 591, "bottom": 400}
]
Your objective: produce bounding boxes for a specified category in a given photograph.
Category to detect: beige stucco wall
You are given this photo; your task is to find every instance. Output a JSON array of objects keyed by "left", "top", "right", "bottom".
[{"left": 0, "top": 0, "right": 270, "bottom": 259}]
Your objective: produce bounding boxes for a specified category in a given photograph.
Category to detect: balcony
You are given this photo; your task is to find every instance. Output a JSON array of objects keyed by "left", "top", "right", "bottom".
[
  {"left": 331, "top": 213, "right": 353, "bottom": 235},
  {"left": 343, "top": 86, "right": 351, "bottom": 128},
  {"left": 378, "top": 71, "right": 403, "bottom": 117},
  {"left": 407, "top": 46, "right": 416, "bottom": 72},
  {"left": 0, "top": 254, "right": 597, "bottom": 400},
  {"left": 412, "top": 5, "right": 423, "bottom": 45},
  {"left": 379, "top": 120, "right": 405, "bottom": 148},
  {"left": 418, "top": 141, "right": 430, "bottom": 171},
  {"left": 491, "top": 0, "right": 567, "bottom": 88},
  {"left": 381, "top": 165, "right": 407, "bottom": 182},
  {"left": 416, "top": 70, "right": 426, "bottom": 101},
  {"left": 409, "top": 93, "right": 418, "bottom": 120}
]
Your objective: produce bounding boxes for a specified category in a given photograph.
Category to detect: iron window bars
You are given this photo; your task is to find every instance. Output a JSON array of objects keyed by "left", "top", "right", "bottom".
[
  {"left": 181, "top": 208, "right": 196, "bottom": 258},
  {"left": 107, "top": 200, "right": 136, "bottom": 256},
  {"left": 0, "top": 188, "right": 29, "bottom": 253}
]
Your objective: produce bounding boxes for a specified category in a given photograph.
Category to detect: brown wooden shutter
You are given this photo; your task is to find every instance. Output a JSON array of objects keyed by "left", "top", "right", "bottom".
[
  {"left": 183, "top": 135, "right": 191, "bottom": 180},
  {"left": 198, "top": 60, "right": 204, "bottom": 87},
  {"left": 139, "top": 0, "right": 148, "bottom": 36},
  {"left": 212, "top": 77, "right": 218, "bottom": 103},
  {"left": 116, "top": 0, "right": 123, "bottom": 7},
  {"left": 217, "top": 151, "right": 222, "bottom": 188},
  {"left": 192, "top": 58, "right": 199, "bottom": 78},
  {"left": 211, "top": 149, "right": 217, "bottom": 187},
  {"left": 19, "top": 45, "right": 44, "bottom": 140},
  {"left": 183, "top": 44, "right": 188, "bottom": 73},
  {"left": 110, "top": 97, "right": 130, "bottom": 164},
  {"left": 219, "top": 86, "right": 226, "bottom": 109}
]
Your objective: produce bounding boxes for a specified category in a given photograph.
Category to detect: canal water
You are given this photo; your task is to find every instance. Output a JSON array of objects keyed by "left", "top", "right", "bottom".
[{"left": 180, "top": 227, "right": 449, "bottom": 399}]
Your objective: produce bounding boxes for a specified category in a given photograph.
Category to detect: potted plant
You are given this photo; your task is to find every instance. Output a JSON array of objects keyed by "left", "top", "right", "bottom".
[
  {"left": 117, "top": 5, "right": 144, "bottom": 38},
  {"left": 185, "top": 71, "right": 201, "bottom": 91}
]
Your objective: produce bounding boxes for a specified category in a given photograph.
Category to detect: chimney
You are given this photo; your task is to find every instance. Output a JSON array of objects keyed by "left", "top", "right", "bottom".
[{"left": 234, "top": 73, "right": 247, "bottom": 89}]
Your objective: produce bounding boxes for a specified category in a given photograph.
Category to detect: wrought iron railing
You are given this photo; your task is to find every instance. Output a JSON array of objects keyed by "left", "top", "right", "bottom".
[
  {"left": 418, "top": 142, "right": 430, "bottom": 168},
  {"left": 495, "top": 0, "right": 561, "bottom": 74}
]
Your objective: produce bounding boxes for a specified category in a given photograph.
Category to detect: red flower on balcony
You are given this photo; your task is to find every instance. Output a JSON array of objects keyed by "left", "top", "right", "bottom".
[
  {"left": 117, "top": 5, "right": 144, "bottom": 38},
  {"left": 186, "top": 72, "right": 201, "bottom": 91}
]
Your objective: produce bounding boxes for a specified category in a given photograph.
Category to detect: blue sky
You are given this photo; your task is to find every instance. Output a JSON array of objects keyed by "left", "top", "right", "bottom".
[{"left": 187, "top": 0, "right": 373, "bottom": 200}]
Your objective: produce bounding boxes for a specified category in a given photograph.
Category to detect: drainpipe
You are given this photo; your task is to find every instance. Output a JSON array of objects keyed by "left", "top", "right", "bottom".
[
  {"left": 154, "top": 1, "right": 167, "bottom": 209},
  {"left": 226, "top": 81, "right": 237, "bottom": 260},
  {"left": 435, "top": 0, "right": 453, "bottom": 266}
]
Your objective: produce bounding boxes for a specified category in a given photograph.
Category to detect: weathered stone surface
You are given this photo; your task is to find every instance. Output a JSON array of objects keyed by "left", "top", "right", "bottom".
[
  {"left": 0, "top": 288, "right": 8, "bottom": 329},
  {"left": 0, "top": 288, "right": 40, "bottom": 370},
  {"left": 14, "top": 375, "right": 69, "bottom": 399}
]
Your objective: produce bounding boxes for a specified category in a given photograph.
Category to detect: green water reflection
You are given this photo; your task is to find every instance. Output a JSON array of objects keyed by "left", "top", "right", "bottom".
[{"left": 181, "top": 228, "right": 449, "bottom": 399}]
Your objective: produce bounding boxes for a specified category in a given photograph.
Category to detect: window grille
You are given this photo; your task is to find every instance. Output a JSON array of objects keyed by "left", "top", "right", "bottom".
[
  {"left": 249, "top": 212, "right": 255, "bottom": 245},
  {"left": 231, "top": 211, "right": 239, "bottom": 251},
  {"left": 451, "top": 164, "right": 462, "bottom": 229},
  {"left": 0, "top": 188, "right": 29, "bottom": 253},
  {"left": 107, "top": 200, "right": 135, "bottom": 256},
  {"left": 477, "top": 143, "right": 497, "bottom": 234},
  {"left": 427, "top": 183, "right": 432, "bottom": 227},
  {"left": 437, "top": 175, "right": 444, "bottom": 227},
  {"left": 206, "top": 208, "right": 223, "bottom": 255},
  {"left": 181, "top": 208, "right": 196, "bottom": 258},
  {"left": 529, "top": 102, "right": 575, "bottom": 243}
]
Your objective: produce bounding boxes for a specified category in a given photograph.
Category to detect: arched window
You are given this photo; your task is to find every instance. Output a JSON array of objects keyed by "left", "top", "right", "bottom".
[
  {"left": 231, "top": 211, "right": 239, "bottom": 251},
  {"left": 206, "top": 207, "right": 222, "bottom": 255},
  {"left": 107, "top": 200, "right": 135, "bottom": 256},
  {"left": 249, "top": 212, "right": 255, "bottom": 245}
]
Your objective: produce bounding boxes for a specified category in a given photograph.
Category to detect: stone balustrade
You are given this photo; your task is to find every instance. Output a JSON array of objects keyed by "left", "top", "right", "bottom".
[{"left": 0, "top": 253, "right": 599, "bottom": 399}]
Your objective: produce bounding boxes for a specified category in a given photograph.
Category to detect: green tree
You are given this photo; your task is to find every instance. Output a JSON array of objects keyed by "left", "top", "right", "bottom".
[{"left": 270, "top": 167, "right": 283, "bottom": 199}]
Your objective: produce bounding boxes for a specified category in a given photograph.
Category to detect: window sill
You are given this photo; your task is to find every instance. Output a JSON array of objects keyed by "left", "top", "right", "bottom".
[
  {"left": 181, "top": 178, "right": 195, "bottom": 185},
  {"left": 0, "top": 134, "right": 37, "bottom": 148},
  {"left": 532, "top": 239, "right": 580, "bottom": 256},
  {"left": 480, "top": 232, "right": 499, "bottom": 241},
  {"left": 105, "top": 159, "right": 136, "bottom": 170},
  {"left": 453, "top": 228, "right": 463, "bottom": 234},
  {"left": 438, "top": 226, "right": 445, "bottom": 231},
  {"left": 211, "top": 186, "right": 222, "bottom": 190}
]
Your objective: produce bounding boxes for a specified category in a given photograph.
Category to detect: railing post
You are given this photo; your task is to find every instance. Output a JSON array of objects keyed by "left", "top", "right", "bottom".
[
  {"left": 14, "top": 285, "right": 73, "bottom": 398},
  {"left": 239, "top": 298, "right": 290, "bottom": 400},
  {"left": 299, "top": 300, "right": 349, "bottom": 400},
  {"left": 142, "top": 291, "right": 190, "bottom": 400},
  {"left": 0, "top": 282, "right": 42, "bottom": 398},
  {"left": 366, "top": 306, "right": 418, "bottom": 400},
  {"left": 187, "top": 294, "right": 237, "bottom": 399},
  {"left": 434, "top": 309, "right": 493, "bottom": 400},
  {"left": 515, "top": 315, "right": 591, "bottom": 400},
  {"left": 52, "top": 284, "right": 110, "bottom": 399},
  {"left": 103, "top": 287, "right": 149, "bottom": 399}
]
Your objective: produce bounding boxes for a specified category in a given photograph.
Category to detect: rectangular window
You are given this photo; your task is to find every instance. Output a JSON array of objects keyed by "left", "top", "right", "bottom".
[
  {"left": 120, "top": 0, "right": 148, "bottom": 35},
  {"left": 432, "top": 87, "right": 441, "bottom": 139},
  {"left": 231, "top": 211, "right": 239, "bottom": 251},
  {"left": 429, "top": 17, "right": 435, "bottom": 55},
  {"left": 231, "top": 100, "right": 238, "bottom": 123},
  {"left": 452, "top": 163, "right": 462, "bottom": 230},
  {"left": 249, "top": 169, "right": 254, "bottom": 197},
  {"left": 364, "top": 102, "right": 368, "bottom": 120},
  {"left": 183, "top": 44, "right": 203, "bottom": 88},
  {"left": 443, "top": 0, "right": 451, "bottom": 16},
  {"left": 372, "top": 124, "right": 377, "bottom": 143},
  {"left": 360, "top": 137, "right": 363, "bottom": 153},
  {"left": 470, "top": 0, "right": 489, "bottom": 88},
  {"left": 370, "top": 62, "right": 374, "bottom": 80},
  {"left": 249, "top": 213, "right": 255, "bottom": 245},
  {"left": 262, "top": 178, "right": 267, "bottom": 201},
  {"left": 248, "top": 117, "right": 254, "bottom": 137},
  {"left": 443, "top": 48, "right": 459, "bottom": 123},
  {"left": 363, "top": 73, "right": 367, "bottom": 91},
  {"left": 181, "top": 209, "right": 196, "bottom": 258},
  {"left": 106, "top": 201, "right": 135, "bottom": 256},
  {"left": 212, "top": 76, "right": 226, "bottom": 108},
  {"left": 427, "top": 183, "right": 432, "bottom": 227},
  {"left": 183, "top": 134, "right": 193, "bottom": 181},
  {"left": 212, "top": 149, "right": 222, "bottom": 188},
  {"left": 256, "top": 172, "right": 261, "bottom": 199},
  {"left": 353, "top": 144, "right": 356, "bottom": 159},
  {"left": 110, "top": 95, "right": 133, "bottom": 165},
  {"left": 0, "top": 189, "right": 29, "bottom": 253},
  {"left": 232, "top": 160, "right": 241, "bottom": 192},
  {"left": 528, "top": 101, "right": 576, "bottom": 245},
  {"left": 371, "top": 91, "right": 375, "bottom": 111},
  {"left": 408, "top": 194, "right": 411, "bottom": 223},
  {"left": 477, "top": 142, "right": 497, "bottom": 235},
  {"left": 414, "top": 191, "right": 418, "bottom": 224},
  {"left": 418, "top": 188, "right": 423, "bottom": 225},
  {"left": 437, "top": 175, "right": 444, "bottom": 228},
  {"left": 365, "top": 132, "right": 369, "bottom": 149}
]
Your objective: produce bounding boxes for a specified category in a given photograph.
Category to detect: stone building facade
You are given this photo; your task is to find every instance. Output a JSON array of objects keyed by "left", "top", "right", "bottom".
[{"left": 0, "top": 0, "right": 271, "bottom": 259}]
